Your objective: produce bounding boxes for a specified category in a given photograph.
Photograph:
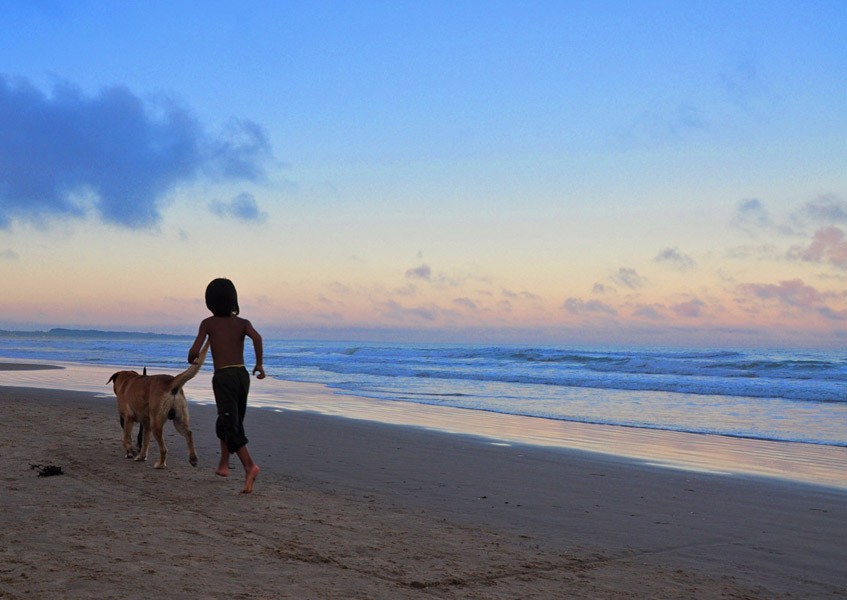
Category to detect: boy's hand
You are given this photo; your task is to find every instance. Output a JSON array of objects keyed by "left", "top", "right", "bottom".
[{"left": 253, "top": 365, "right": 266, "bottom": 379}]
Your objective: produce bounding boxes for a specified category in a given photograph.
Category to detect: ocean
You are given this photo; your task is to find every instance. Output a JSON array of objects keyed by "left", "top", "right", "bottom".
[{"left": 1, "top": 331, "right": 845, "bottom": 448}]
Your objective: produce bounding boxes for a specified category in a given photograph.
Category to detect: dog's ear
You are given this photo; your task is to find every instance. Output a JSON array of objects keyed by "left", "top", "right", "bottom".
[
  {"left": 143, "top": 367, "right": 147, "bottom": 376},
  {"left": 107, "top": 373, "right": 119, "bottom": 384}
]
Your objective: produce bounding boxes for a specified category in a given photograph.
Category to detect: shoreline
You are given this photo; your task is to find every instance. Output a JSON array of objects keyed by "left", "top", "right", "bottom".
[
  {"left": 1, "top": 383, "right": 846, "bottom": 598},
  {"left": 0, "top": 362, "right": 65, "bottom": 371},
  {"left": 2, "top": 360, "right": 847, "bottom": 491}
]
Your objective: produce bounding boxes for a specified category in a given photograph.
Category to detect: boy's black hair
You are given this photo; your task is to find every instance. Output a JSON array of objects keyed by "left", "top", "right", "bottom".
[{"left": 205, "top": 278, "right": 240, "bottom": 317}]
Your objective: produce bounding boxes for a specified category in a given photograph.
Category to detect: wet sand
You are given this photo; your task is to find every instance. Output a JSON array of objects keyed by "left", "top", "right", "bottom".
[{"left": 1, "top": 367, "right": 846, "bottom": 598}]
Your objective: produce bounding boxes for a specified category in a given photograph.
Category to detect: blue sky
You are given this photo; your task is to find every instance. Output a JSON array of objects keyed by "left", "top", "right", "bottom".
[{"left": 1, "top": 1, "right": 846, "bottom": 347}]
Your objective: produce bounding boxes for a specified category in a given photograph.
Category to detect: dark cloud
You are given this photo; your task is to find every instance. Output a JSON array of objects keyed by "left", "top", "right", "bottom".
[
  {"left": 206, "top": 118, "right": 271, "bottom": 181},
  {"left": 453, "top": 297, "right": 478, "bottom": 311},
  {"left": 210, "top": 192, "right": 267, "bottom": 223},
  {"left": 719, "top": 51, "right": 769, "bottom": 113},
  {"left": 0, "top": 75, "right": 271, "bottom": 229},
  {"left": 632, "top": 304, "right": 665, "bottom": 320},
  {"left": 502, "top": 288, "right": 541, "bottom": 301},
  {"left": 818, "top": 306, "right": 847, "bottom": 321},
  {"left": 654, "top": 247, "right": 695, "bottom": 270},
  {"left": 617, "top": 104, "right": 708, "bottom": 146},
  {"left": 393, "top": 284, "right": 418, "bottom": 297},
  {"left": 611, "top": 267, "right": 645, "bottom": 290},
  {"left": 803, "top": 195, "right": 847, "bottom": 224},
  {"left": 720, "top": 56, "right": 758, "bottom": 100},
  {"left": 405, "top": 264, "right": 432, "bottom": 281},
  {"left": 329, "top": 281, "right": 351, "bottom": 294},
  {"left": 1, "top": 249, "right": 19, "bottom": 260},
  {"left": 563, "top": 298, "right": 618, "bottom": 316},
  {"left": 379, "top": 299, "right": 442, "bottom": 322},
  {"left": 733, "top": 198, "right": 771, "bottom": 231},
  {"left": 725, "top": 243, "right": 781, "bottom": 261}
]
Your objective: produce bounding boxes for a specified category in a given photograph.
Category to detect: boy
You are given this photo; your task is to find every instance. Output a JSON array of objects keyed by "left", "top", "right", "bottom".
[{"left": 188, "top": 278, "right": 264, "bottom": 493}]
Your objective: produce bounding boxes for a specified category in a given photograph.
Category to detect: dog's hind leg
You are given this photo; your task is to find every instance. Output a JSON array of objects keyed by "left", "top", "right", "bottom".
[
  {"left": 134, "top": 419, "right": 151, "bottom": 462},
  {"left": 123, "top": 416, "right": 143, "bottom": 456},
  {"left": 172, "top": 408, "right": 198, "bottom": 467},
  {"left": 152, "top": 419, "right": 168, "bottom": 469},
  {"left": 122, "top": 417, "right": 138, "bottom": 459},
  {"left": 135, "top": 423, "right": 143, "bottom": 454}
]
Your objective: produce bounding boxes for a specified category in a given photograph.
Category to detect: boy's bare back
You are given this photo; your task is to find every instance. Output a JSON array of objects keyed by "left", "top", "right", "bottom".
[{"left": 189, "top": 315, "right": 264, "bottom": 377}]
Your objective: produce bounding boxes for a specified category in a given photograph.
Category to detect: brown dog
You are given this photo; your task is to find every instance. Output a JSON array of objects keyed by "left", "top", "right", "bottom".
[{"left": 108, "top": 340, "right": 209, "bottom": 469}]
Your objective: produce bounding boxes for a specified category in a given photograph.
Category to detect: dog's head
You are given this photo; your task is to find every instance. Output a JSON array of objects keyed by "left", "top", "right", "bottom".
[{"left": 107, "top": 370, "right": 140, "bottom": 395}]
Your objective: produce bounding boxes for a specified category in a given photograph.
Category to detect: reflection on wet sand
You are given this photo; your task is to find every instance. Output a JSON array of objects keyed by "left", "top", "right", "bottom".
[{"left": 3, "top": 360, "right": 846, "bottom": 490}]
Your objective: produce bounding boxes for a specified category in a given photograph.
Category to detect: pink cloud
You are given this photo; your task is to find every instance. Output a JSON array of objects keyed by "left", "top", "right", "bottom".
[
  {"left": 739, "top": 279, "right": 823, "bottom": 309},
  {"left": 633, "top": 304, "right": 665, "bottom": 319},
  {"left": 738, "top": 279, "right": 847, "bottom": 321},
  {"left": 671, "top": 298, "right": 705, "bottom": 318},
  {"left": 790, "top": 226, "right": 847, "bottom": 269}
]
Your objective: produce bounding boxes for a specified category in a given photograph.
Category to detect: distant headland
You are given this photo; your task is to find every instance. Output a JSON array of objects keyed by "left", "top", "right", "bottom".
[{"left": 0, "top": 328, "right": 190, "bottom": 340}]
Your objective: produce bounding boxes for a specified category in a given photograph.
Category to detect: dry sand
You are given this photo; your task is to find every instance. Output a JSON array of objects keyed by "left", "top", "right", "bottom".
[{"left": 1, "top": 371, "right": 846, "bottom": 599}]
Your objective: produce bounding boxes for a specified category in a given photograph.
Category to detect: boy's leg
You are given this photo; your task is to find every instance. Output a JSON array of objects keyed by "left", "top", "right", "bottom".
[
  {"left": 212, "top": 368, "right": 247, "bottom": 478},
  {"left": 215, "top": 440, "right": 230, "bottom": 477},
  {"left": 234, "top": 446, "right": 260, "bottom": 493}
]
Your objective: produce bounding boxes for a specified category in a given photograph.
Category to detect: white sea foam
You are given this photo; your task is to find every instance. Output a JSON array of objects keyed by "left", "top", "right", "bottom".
[{"left": 1, "top": 334, "right": 845, "bottom": 446}]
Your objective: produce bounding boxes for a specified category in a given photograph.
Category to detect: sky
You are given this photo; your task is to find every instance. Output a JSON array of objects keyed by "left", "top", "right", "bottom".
[{"left": 1, "top": 1, "right": 846, "bottom": 348}]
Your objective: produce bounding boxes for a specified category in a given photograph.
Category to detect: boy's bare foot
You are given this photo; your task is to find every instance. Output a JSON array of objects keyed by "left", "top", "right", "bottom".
[
  {"left": 241, "top": 464, "right": 260, "bottom": 494},
  {"left": 215, "top": 464, "right": 229, "bottom": 477}
]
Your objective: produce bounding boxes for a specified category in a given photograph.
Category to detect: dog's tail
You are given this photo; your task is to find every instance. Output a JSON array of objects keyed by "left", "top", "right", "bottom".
[{"left": 170, "top": 339, "right": 211, "bottom": 395}]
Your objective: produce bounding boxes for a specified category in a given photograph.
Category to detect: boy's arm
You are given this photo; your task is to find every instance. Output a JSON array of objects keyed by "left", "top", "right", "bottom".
[
  {"left": 187, "top": 321, "right": 208, "bottom": 363},
  {"left": 245, "top": 320, "right": 265, "bottom": 379}
]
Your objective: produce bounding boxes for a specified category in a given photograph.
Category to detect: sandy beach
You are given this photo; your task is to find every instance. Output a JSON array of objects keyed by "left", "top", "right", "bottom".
[{"left": 2, "top": 368, "right": 846, "bottom": 598}]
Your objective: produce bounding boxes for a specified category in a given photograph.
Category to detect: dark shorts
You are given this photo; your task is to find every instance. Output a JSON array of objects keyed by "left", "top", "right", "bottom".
[{"left": 212, "top": 366, "right": 250, "bottom": 453}]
